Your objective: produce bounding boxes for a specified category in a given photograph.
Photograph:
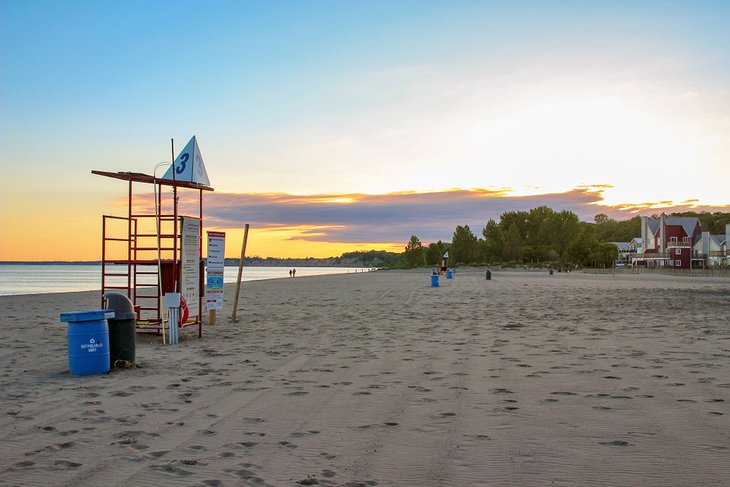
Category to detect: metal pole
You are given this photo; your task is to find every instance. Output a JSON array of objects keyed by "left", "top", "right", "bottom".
[
  {"left": 231, "top": 224, "right": 250, "bottom": 322},
  {"left": 199, "top": 188, "right": 203, "bottom": 338},
  {"left": 171, "top": 139, "right": 178, "bottom": 293},
  {"left": 101, "top": 216, "right": 106, "bottom": 308},
  {"left": 127, "top": 179, "right": 133, "bottom": 299},
  {"left": 154, "top": 179, "right": 166, "bottom": 345}
]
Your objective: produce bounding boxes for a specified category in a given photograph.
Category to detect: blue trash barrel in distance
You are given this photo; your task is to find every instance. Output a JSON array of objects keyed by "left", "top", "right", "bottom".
[
  {"left": 431, "top": 274, "right": 440, "bottom": 287},
  {"left": 60, "top": 310, "right": 114, "bottom": 375},
  {"left": 447, "top": 270, "right": 453, "bottom": 279}
]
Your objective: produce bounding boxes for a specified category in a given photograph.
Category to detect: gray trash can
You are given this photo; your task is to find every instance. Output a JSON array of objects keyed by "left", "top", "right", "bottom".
[{"left": 104, "top": 293, "right": 137, "bottom": 368}]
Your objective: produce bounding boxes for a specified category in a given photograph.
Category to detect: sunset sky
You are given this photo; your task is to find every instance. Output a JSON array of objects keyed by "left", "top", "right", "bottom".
[{"left": 1, "top": 0, "right": 729, "bottom": 260}]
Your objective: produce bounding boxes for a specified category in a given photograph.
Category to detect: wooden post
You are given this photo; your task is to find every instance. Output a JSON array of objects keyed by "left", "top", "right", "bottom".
[
  {"left": 231, "top": 224, "right": 250, "bottom": 322},
  {"left": 208, "top": 309, "right": 216, "bottom": 326}
]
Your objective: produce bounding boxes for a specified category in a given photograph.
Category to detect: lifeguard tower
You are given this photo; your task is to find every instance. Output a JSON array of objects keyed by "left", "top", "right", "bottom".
[{"left": 92, "top": 136, "right": 213, "bottom": 338}]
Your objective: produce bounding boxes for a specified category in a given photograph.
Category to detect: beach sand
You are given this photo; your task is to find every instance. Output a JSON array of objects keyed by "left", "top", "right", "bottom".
[{"left": 1, "top": 269, "right": 729, "bottom": 486}]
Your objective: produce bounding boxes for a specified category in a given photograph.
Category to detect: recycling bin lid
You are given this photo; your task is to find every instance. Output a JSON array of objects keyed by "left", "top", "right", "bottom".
[
  {"left": 104, "top": 292, "right": 138, "bottom": 320},
  {"left": 60, "top": 309, "right": 115, "bottom": 323}
]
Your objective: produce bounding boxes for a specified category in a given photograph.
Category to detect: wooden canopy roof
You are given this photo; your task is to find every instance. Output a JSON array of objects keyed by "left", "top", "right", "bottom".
[{"left": 91, "top": 170, "right": 214, "bottom": 192}]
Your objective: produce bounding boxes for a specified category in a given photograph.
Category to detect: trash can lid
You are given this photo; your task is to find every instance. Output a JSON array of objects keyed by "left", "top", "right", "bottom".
[
  {"left": 60, "top": 309, "right": 115, "bottom": 323},
  {"left": 104, "top": 292, "right": 137, "bottom": 320}
]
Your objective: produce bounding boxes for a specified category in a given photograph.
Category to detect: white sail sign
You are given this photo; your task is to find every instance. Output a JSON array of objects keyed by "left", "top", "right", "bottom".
[{"left": 161, "top": 136, "right": 211, "bottom": 186}]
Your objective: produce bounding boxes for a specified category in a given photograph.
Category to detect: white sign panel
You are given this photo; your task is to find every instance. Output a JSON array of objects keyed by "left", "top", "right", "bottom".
[
  {"left": 206, "top": 231, "right": 225, "bottom": 311},
  {"left": 180, "top": 217, "right": 201, "bottom": 320}
]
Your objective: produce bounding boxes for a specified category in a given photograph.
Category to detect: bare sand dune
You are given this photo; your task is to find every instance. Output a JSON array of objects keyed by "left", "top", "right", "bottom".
[{"left": 1, "top": 269, "right": 729, "bottom": 486}]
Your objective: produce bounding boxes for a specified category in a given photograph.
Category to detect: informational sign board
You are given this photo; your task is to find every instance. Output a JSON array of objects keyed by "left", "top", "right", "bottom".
[
  {"left": 206, "top": 231, "right": 226, "bottom": 311},
  {"left": 180, "top": 217, "right": 201, "bottom": 320}
]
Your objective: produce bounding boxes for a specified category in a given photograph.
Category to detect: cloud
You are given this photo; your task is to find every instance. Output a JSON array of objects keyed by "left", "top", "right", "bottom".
[
  {"left": 128, "top": 185, "right": 729, "bottom": 248},
  {"left": 193, "top": 186, "right": 730, "bottom": 246}
]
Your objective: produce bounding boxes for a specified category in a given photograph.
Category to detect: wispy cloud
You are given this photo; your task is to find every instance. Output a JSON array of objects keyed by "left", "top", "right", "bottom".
[{"left": 197, "top": 187, "right": 728, "bottom": 246}]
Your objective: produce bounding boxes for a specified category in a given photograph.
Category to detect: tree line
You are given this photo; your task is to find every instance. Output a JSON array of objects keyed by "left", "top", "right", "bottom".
[{"left": 401, "top": 207, "right": 730, "bottom": 269}]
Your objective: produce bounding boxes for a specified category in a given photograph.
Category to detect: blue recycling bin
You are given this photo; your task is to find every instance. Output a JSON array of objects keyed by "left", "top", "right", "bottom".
[
  {"left": 60, "top": 310, "right": 114, "bottom": 375},
  {"left": 447, "top": 270, "right": 453, "bottom": 279},
  {"left": 431, "top": 274, "right": 439, "bottom": 287}
]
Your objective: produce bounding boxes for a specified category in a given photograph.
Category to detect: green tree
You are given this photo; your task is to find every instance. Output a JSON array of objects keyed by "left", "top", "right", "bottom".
[
  {"left": 425, "top": 240, "right": 448, "bottom": 266},
  {"left": 481, "top": 219, "right": 503, "bottom": 262},
  {"left": 503, "top": 222, "right": 523, "bottom": 262},
  {"left": 525, "top": 206, "right": 558, "bottom": 261},
  {"left": 554, "top": 210, "right": 581, "bottom": 260},
  {"left": 404, "top": 235, "right": 425, "bottom": 267},
  {"left": 451, "top": 225, "right": 478, "bottom": 264}
]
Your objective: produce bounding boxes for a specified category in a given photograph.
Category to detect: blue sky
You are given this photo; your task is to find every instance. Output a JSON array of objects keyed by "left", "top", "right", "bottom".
[{"left": 1, "top": 0, "right": 729, "bottom": 259}]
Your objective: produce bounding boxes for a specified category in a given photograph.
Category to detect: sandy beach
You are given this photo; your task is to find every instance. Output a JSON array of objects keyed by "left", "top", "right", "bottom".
[{"left": 1, "top": 268, "right": 729, "bottom": 486}]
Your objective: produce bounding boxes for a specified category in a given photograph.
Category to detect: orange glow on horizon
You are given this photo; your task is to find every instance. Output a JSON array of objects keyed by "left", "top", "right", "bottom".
[
  {"left": 208, "top": 225, "right": 403, "bottom": 259},
  {"left": 1, "top": 186, "right": 727, "bottom": 262}
]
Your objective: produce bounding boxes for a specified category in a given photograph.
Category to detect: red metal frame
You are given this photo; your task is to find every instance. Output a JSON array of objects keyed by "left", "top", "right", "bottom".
[{"left": 93, "top": 170, "right": 213, "bottom": 338}]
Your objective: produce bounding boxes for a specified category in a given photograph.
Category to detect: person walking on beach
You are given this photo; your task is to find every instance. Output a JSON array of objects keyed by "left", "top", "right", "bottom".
[
  {"left": 292, "top": 268, "right": 296, "bottom": 277},
  {"left": 289, "top": 270, "right": 292, "bottom": 277}
]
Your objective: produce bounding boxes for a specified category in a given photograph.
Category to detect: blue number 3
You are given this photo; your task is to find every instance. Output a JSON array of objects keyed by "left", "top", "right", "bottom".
[{"left": 176, "top": 153, "right": 189, "bottom": 174}]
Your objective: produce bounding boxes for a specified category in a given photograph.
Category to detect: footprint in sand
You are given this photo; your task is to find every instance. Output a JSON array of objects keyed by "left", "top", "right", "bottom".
[
  {"left": 599, "top": 440, "right": 632, "bottom": 446},
  {"left": 146, "top": 450, "right": 170, "bottom": 459},
  {"left": 434, "top": 412, "right": 456, "bottom": 418},
  {"left": 291, "top": 430, "right": 320, "bottom": 437},
  {"left": 223, "top": 467, "right": 260, "bottom": 481},
  {"left": 150, "top": 463, "right": 195, "bottom": 476},
  {"left": 111, "top": 390, "right": 133, "bottom": 397}
]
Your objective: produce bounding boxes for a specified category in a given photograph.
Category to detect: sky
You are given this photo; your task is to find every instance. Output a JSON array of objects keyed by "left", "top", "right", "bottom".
[{"left": 1, "top": 0, "right": 729, "bottom": 260}]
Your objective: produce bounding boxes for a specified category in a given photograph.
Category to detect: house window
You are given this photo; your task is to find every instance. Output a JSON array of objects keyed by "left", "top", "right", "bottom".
[
  {"left": 675, "top": 260, "right": 682, "bottom": 267},
  {"left": 676, "top": 248, "right": 681, "bottom": 255}
]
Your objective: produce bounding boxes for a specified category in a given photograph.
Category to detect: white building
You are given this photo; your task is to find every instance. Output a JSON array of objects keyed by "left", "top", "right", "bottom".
[{"left": 692, "top": 225, "right": 729, "bottom": 266}]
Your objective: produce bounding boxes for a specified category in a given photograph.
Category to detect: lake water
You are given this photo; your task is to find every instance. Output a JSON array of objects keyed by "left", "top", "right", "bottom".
[{"left": 0, "top": 264, "right": 370, "bottom": 296}]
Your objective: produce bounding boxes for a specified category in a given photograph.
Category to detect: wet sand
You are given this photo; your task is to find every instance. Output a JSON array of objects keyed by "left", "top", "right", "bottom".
[{"left": 1, "top": 268, "right": 729, "bottom": 486}]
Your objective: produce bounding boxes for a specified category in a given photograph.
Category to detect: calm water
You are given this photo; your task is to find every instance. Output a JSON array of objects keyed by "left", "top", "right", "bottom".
[{"left": 0, "top": 264, "right": 370, "bottom": 296}]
